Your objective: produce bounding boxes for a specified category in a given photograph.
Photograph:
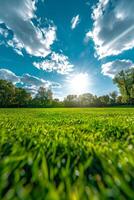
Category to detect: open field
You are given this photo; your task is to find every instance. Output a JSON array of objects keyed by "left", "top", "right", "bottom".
[{"left": 0, "top": 108, "right": 134, "bottom": 200}]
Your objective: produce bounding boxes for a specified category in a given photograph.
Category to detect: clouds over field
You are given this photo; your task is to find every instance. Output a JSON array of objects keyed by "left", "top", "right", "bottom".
[
  {"left": 33, "top": 52, "right": 74, "bottom": 75},
  {"left": 85, "top": 0, "right": 134, "bottom": 79},
  {"left": 0, "top": 69, "right": 20, "bottom": 83},
  {"left": 101, "top": 60, "right": 134, "bottom": 78},
  {"left": 88, "top": 0, "right": 134, "bottom": 58},
  {"left": 0, "top": 0, "right": 134, "bottom": 97},
  {"left": 0, "top": 68, "right": 61, "bottom": 94},
  {"left": 0, "top": 0, "right": 74, "bottom": 75},
  {"left": 0, "top": 0, "right": 56, "bottom": 57}
]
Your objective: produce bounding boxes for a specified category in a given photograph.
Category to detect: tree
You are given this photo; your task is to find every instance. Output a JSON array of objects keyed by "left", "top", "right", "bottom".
[
  {"left": 15, "top": 87, "right": 32, "bottom": 107},
  {"left": 97, "top": 95, "right": 110, "bottom": 106},
  {"left": 78, "top": 93, "right": 95, "bottom": 106},
  {"left": 0, "top": 79, "right": 16, "bottom": 107},
  {"left": 64, "top": 95, "right": 78, "bottom": 107},
  {"left": 0, "top": 79, "right": 32, "bottom": 107},
  {"left": 109, "top": 91, "right": 118, "bottom": 104},
  {"left": 52, "top": 98, "right": 64, "bottom": 107},
  {"left": 116, "top": 96, "right": 123, "bottom": 104},
  {"left": 113, "top": 68, "right": 134, "bottom": 104},
  {"left": 34, "top": 87, "right": 53, "bottom": 107}
]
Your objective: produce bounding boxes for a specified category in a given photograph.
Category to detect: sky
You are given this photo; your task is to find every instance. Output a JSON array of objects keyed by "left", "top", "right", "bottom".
[{"left": 0, "top": 0, "right": 134, "bottom": 99}]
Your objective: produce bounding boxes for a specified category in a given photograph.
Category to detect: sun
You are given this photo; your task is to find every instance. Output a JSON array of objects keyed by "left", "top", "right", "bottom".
[{"left": 68, "top": 73, "right": 89, "bottom": 94}]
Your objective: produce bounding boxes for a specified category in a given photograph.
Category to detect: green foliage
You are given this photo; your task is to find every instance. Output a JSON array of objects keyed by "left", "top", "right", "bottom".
[
  {"left": 0, "top": 75, "right": 134, "bottom": 108},
  {"left": 63, "top": 93, "right": 118, "bottom": 107},
  {"left": 34, "top": 87, "right": 53, "bottom": 107},
  {"left": 0, "top": 108, "right": 134, "bottom": 199},
  {"left": 30, "top": 88, "right": 54, "bottom": 108},
  {"left": 114, "top": 68, "right": 134, "bottom": 104},
  {"left": 0, "top": 79, "right": 16, "bottom": 107},
  {"left": 0, "top": 79, "right": 32, "bottom": 107},
  {"left": 14, "top": 88, "right": 32, "bottom": 107}
]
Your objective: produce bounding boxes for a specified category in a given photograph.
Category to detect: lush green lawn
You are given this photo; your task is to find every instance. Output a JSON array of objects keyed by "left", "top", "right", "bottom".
[{"left": 0, "top": 108, "right": 134, "bottom": 200}]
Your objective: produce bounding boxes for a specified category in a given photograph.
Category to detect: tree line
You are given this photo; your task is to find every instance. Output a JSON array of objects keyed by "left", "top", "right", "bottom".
[{"left": 0, "top": 68, "right": 133, "bottom": 108}]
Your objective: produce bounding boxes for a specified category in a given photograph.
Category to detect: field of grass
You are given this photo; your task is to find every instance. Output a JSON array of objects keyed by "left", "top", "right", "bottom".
[{"left": 0, "top": 108, "right": 134, "bottom": 200}]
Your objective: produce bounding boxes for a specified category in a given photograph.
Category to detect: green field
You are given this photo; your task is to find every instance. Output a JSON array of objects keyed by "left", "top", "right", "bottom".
[{"left": 0, "top": 108, "right": 134, "bottom": 200}]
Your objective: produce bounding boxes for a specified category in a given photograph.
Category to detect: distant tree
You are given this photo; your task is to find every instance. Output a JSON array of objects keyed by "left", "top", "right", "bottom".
[
  {"left": 64, "top": 95, "right": 78, "bottom": 107},
  {"left": 78, "top": 93, "right": 95, "bottom": 106},
  {"left": 97, "top": 95, "right": 110, "bottom": 106},
  {"left": 113, "top": 68, "right": 134, "bottom": 104},
  {"left": 0, "top": 79, "right": 15, "bottom": 107},
  {"left": 109, "top": 91, "right": 118, "bottom": 104},
  {"left": 1, "top": 72, "right": 134, "bottom": 108},
  {"left": 116, "top": 96, "right": 123, "bottom": 104},
  {"left": 15, "top": 87, "right": 32, "bottom": 107},
  {"left": 93, "top": 95, "right": 100, "bottom": 106},
  {"left": 54, "top": 98, "right": 60, "bottom": 103},
  {"left": 47, "top": 89, "right": 53, "bottom": 101},
  {"left": 52, "top": 98, "right": 64, "bottom": 107},
  {"left": 34, "top": 87, "right": 53, "bottom": 107},
  {"left": 102, "top": 95, "right": 110, "bottom": 105}
]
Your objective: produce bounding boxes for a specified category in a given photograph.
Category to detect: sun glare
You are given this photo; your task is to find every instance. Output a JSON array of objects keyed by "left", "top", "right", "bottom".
[{"left": 68, "top": 73, "right": 89, "bottom": 95}]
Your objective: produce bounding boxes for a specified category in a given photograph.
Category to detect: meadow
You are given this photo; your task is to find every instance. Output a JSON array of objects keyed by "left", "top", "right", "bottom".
[{"left": 0, "top": 108, "right": 134, "bottom": 200}]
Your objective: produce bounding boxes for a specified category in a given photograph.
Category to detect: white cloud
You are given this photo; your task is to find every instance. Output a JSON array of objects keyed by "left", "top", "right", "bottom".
[
  {"left": 20, "top": 73, "right": 61, "bottom": 94},
  {"left": 89, "top": 0, "right": 134, "bottom": 58},
  {"left": 101, "top": 59, "right": 134, "bottom": 78},
  {"left": 20, "top": 74, "right": 47, "bottom": 87},
  {"left": 0, "top": 27, "right": 9, "bottom": 38},
  {"left": 0, "top": 0, "right": 56, "bottom": 57},
  {"left": 0, "top": 68, "right": 20, "bottom": 83},
  {"left": 84, "top": 31, "right": 93, "bottom": 43},
  {"left": 33, "top": 52, "right": 74, "bottom": 74},
  {"left": 0, "top": 68, "right": 61, "bottom": 94},
  {"left": 7, "top": 36, "right": 24, "bottom": 56},
  {"left": 71, "top": 15, "right": 80, "bottom": 29}
]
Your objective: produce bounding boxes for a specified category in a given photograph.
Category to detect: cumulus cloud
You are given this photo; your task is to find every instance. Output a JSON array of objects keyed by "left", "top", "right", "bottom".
[
  {"left": 89, "top": 0, "right": 134, "bottom": 58},
  {"left": 0, "top": 68, "right": 20, "bottom": 83},
  {"left": 33, "top": 52, "right": 74, "bottom": 74},
  {"left": 0, "top": 68, "right": 61, "bottom": 94},
  {"left": 20, "top": 74, "right": 47, "bottom": 87},
  {"left": 71, "top": 15, "right": 80, "bottom": 29},
  {"left": 84, "top": 31, "right": 93, "bottom": 43},
  {"left": 0, "top": 0, "right": 56, "bottom": 57},
  {"left": 0, "top": 27, "right": 9, "bottom": 38},
  {"left": 101, "top": 59, "right": 134, "bottom": 78},
  {"left": 7, "top": 36, "right": 24, "bottom": 56},
  {"left": 20, "top": 73, "right": 61, "bottom": 94}
]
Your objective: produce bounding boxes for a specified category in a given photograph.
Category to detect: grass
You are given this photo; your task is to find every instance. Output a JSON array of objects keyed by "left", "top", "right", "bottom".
[{"left": 0, "top": 108, "right": 134, "bottom": 200}]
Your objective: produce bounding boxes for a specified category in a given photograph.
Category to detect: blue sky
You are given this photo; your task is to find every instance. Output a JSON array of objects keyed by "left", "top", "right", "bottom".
[{"left": 0, "top": 0, "right": 134, "bottom": 99}]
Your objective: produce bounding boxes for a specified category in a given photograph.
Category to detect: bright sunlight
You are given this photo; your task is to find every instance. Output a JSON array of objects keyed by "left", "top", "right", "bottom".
[{"left": 68, "top": 73, "right": 89, "bottom": 94}]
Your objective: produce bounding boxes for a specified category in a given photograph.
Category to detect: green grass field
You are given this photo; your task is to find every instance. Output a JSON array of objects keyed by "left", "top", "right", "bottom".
[{"left": 0, "top": 108, "right": 134, "bottom": 200}]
